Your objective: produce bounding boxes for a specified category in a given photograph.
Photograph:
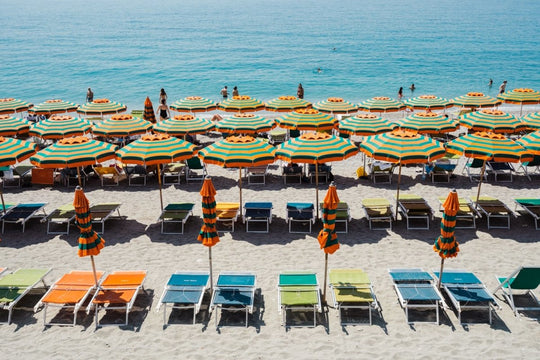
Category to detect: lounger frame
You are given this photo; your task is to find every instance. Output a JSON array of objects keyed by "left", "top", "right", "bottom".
[
  {"left": 243, "top": 202, "right": 272, "bottom": 233},
  {"left": 278, "top": 272, "right": 322, "bottom": 328},
  {"left": 90, "top": 203, "right": 122, "bottom": 234},
  {"left": 158, "top": 203, "right": 194, "bottom": 234},
  {"left": 474, "top": 197, "right": 513, "bottom": 229},
  {"left": 215, "top": 203, "right": 240, "bottom": 232},
  {"left": 1, "top": 202, "right": 48, "bottom": 233},
  {"left": 514, "top": 199, "right": 540, "bottom": 230},
  {"left": 362, "top": 198, "right": 393, "bottom": 230},
  {"left": 493, "top": 266, "right": 540, "bottom": 317},
  {"left": 210, "top": 271, "right": 256, "bottom": 328},
  {"left": 397, "top": 196, "right": 433, "bottom": 230},
  {"left": 286, "top": 203, "right": 315, "bottom": 233},
  {"left": 42, "top": 204, "right": 76, "bottom": 234}
]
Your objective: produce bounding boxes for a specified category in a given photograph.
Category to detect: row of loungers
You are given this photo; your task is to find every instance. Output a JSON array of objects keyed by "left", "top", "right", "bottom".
[{"left": 2, "top": 267, "right": 539, "bottom": 328}]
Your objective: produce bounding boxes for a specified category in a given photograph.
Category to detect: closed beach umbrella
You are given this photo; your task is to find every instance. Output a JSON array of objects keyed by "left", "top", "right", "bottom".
[
  {"left": 404, "top": 95, "right": 452, "bottom": 111},
  {"left": 0, "top": 136, "right": 38, "bottom": 167},
  {"left": 0, "top": 98, "right": 33, "bottom": 115},
  {"left": 312, "top": 97, "right": 358, "bottom": 114},
  {"left": 498, "top": 88, "right": 540, "bottom": 116},
  {"left": 215, "top": 113, "right": 275, "bottom": 135},
  {"left": 153, "top": 114, "right": 215, "bottom": 137},
  {"left": 451, "top": 92, "right": 501, "bottom": 109},
  {"left": 74, "top": 186, "right": 104, "bottom": 287},
  {"left": 339, "top": 113, "right": 395, "bottom": 136},
  {"left": 28, "top": 115, "right": 92, "bottom": 139},
  {"left": 459, "top": 109, "right": 527, "bottom": 134},
  {"left": 218, "top": 95, "right": 265, "bottom": 113},
  {"left": 170, "top": 96, "right": 218, "bottom": 113},
  {"left": 395, "top": 111, "right": 458, "bottom": 135},
  {"left": 29, "top": 99, "right": 78, "bottom": 115},
  {"left": 91, "top": 114, "right": 152, "bottom": 138},
  {"left": 276, "top": 108, "right": 337, "bottom": 132},
  {"left": 516, "top": 131, "right": 540, "bottom": 155},
  {"left": 143, "top": 97, "right": 156, "bottom": 124},
  {"left": 0, "top": 115, "right": 31, "bottom": 137},
  {"left": 317, "top": 183, "right": 340, "bottom": 301},
  {"left": 198, "top": 135, "right": 276, "bottom": 209},
  {"left": 433, "top": 189, "right": 460, "bottom": 289},
  {"left": 357, "top": 96, "right": 406, "bottom": 113},
  {"left": 360, "top": 129, "right": 446, "bottom": 217},
  {"left": 77, "top": 98, "right": 127, "bottom": 118},
  {"left": 522, "top": 112, "right": 540, "bottom": 130},
  {"left": 197, "top": 177, "right": 219, "bottom": 290},
  {"left": 265, "top": 96, "right": 311, "bottom": 112}
]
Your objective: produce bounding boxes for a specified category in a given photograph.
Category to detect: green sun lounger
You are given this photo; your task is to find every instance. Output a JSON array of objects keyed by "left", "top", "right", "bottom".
[
  {"left": 493, "top": 266, "right": 540, "bottom": 317},
  {"left": 278, "top": 272, "right": 321, "bottom": 328},
  {"left": 158, "top": 203, "right": 195, "bottom": 234},
  {"left": 514, "top": 198, "right": 540, "bottom": 230},
  {"left": 362, "top": 198, "right": 393, "bottom": 230},
  {"left": 89, "top": 203, "right": 122, "bottom": 233},
  {"left": 42, "top": 204, "right": 77, "bottom": 234}
]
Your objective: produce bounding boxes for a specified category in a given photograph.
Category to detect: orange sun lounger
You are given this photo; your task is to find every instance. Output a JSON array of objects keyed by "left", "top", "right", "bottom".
[
  {"left": 88, "top": 270, "right": 147, "bottom": 328},
  {"left": 35, "top": 270, "right": 104, "bottom": 326}
]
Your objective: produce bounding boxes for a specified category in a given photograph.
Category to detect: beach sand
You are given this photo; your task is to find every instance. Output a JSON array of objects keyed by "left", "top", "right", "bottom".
[{"left": 1, "top": 117, "right": 540, "bottom": 359}]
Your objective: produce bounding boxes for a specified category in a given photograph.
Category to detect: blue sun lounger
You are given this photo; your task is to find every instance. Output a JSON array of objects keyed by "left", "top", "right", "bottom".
[
  {"left": 286, "top": 202, "right": 315, "bottom": 233},
  {"left": 210, "top": 272, "right": 256, "bottom": 328},
  {"left": 243, "top": 202, "right": 273, "bottom": 233},
  {"left": 1, "top": 202, "right": 47, "bottom": 233},
  {"left": 157, "top": 271, "right": 210, "bottom": 325}
]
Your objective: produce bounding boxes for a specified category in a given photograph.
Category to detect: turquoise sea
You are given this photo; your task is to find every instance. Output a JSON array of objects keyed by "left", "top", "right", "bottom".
[{"left": 1, "top": 0, "right": 539, "bottom": 110}]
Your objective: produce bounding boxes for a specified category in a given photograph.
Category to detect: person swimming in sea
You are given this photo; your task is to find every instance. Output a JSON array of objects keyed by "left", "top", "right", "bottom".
[
  {"left": 409, "top": 83, "right": 416, "bottom": 92},
  {"left": 317, "top": 67, "right": 322, "bottom": 73}
]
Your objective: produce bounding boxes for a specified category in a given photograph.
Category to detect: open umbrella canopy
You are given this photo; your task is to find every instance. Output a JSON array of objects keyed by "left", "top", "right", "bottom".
[
  {"left": 451, "top": 92, "right": 501, "bottom": 108},
  {"left": 522, "top": 112, "right": 540, "bottom": 130},
  {"left": 91, "top": 114, "right": 152, "bottom": 137},
  {"left": 395, "top": 111, "right": 458, "bottom": 134},
  {"left": 434, "top": 189, "right": 460, "bottom": 288},
  {"left": 498, "top": 88, "right": 540, "bottom": 105},
  {"left": 170, "top": 96, "right": 218, "bottom": 113},
  {"left": 312, "top": 97, "right": 358, "bottom": 114},
  {"left": 459, "top": 109, "right": 527, "bottom": 134},
  {"left": 218, "top": 95, "right": 265, "bottom": 113},
  {"left": 0, "top": 115, "right": 31, "bottom": 137},
  {"left": 404, "top": 95, "right": 453, "bottom": 110},
  {"left": 115, "top": 133, "right": 196, "bottom": 165},
  {"left": 276, "top": 108, "right": 337, "bottom": 131},
  {"left": 215, "top": 113, "right": 275, "bottom": 135},
  {"left": 77, "top": 98, "right": 127, "bottom": 117},
  {"left": 29, "top": 99, "right": 79, "bottom": 115},
  {"left": 0, "top": 98, "right": 33, "bottom": 114},
  {"left": 339, "top": 113, "right": 395, "bottom": 136},
  {"left": 357, "top": 96, "right": 405, "bottom": 113},
  {"left": 516, "top": 131, "right": 540, "bottom": 155},
  {"left": 143, "top": 97, "right": 156, "bottom": 123},
  {"left": 152, "top": 114, "right": 215, "bottom": 137},
  {"left": 265, "top": 96, "right": 311, "bottom": 112},
  {"left": 198, "top": 135, "right": 276, "bottom": 168},
  {"left": 28, "top": 115, "right": 92, "bottom": 139},
  {"left": 0, "top": 136, "right": 38, "bottom": 167}
]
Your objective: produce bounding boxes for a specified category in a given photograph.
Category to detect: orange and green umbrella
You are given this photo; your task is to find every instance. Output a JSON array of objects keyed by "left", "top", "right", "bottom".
[
  {"left": 404, "top": 95, "right": 453, "bottom": 111},
  {"left": 170, "top": 96, "right": 218, "bottom": 113},
  {"left": 357, "top": 96, "right": 405, "bottom": 113},
  {"left": 29, "top": 99, "right": 79, "bottom": 115},
  {"left": 459, "top": 109, "right": 527, "bottom": 134},
  {"left": 0, "top": 136, "right": 38, "bottom": 167},
  {"left": 395, "top": 111, "right": 458, "bottom": 134},
  {"left": 265, "top": 96, "right": 311, "bottom": 112},
  {"left": 516, "top": 131, "right": 540, "bottom": 155},
  {"left": 451, "top": 92, "right": 501, "bottom": 109},
  {"left": 498, "top": 88, "right": 540, "bottom": 116},
  {"left": 339, "top": 113, "right": 395, "bottom": 136},
  {"left": 77, "top": 98, "right": 127, "bottom": 117},
  {"left": 0, "top": 115, "right": 31, "bottom": 137},
  {"left": 522, "top": 112, "right": 540, "bottom": 130},
  {"left": 152, "top": 114, "right": 215, "bottom": 137},
  {"left": 218, "top": 95, "right": 265, "bottom": 113},
  {"left": 28, "top": 115, "right": 92, "bottom": 139},
  {"left": 276, "top": 108, "right": 337, "bottom": 131},
  {"left": 91, "top": 114, "right": 152, "bottom": 138},
  {"left": 312, "top": 97, "right": 358, "bottom": 114},
  {"left": 143, "top": 97, "right": 156, "bottom": 123},
  {"left": 197, "top": 177, "right": 219, "bottom": 290},
  {"left": 434, "top": 189, "right": 460, "bottom": 289},
  {"left": 0, "top": 98, "right": 33, "bottom": 114},
  {"left": 215, "top": 113, "right": 275, "bottom": 135}
]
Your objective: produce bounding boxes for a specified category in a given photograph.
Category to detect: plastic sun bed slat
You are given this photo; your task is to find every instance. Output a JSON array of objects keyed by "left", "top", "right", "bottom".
[
  {"left": 473, "top": 196, "right": 514, "bottom": 229},
  {"left": 493, "top": 266, "right": 540, "bottom": 317},
  {"left": 514, "top": 198, "right": 540, "bottom": 230},
  {"left": 397, "top": 194, "right": 433, "bottom": 230},
  {"left": 362, "top": 198, "right": 393, "bottom": 230},
  {"left": 1, "top": 203, "right": 48, "bottom": 233},
  {"left": 158, "top": 203, "right": 195, "bottom": 234},
  {"left": 41, "top": 204, "right": 76, "bottom": 235},
  {"left": 243, "top": 202, "right": 273, "bottom": 233},
  {"left": 210, "top": 272, "right": 256, "bottom": 328},
  {"left": 89, "top": 203, "right": 122, "bottom": 234},
  {"left": 215, "top": 202, "right": 240, "bottom": 232},
  {"left": 278, "top": 272, "right": 321, "bottom": 328}
]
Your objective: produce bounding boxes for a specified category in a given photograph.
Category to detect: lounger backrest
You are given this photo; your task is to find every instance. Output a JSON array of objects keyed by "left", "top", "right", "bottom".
[
  {"left": 186, "top": 157, "right": 204, "bottom": 170},
  {"left": 508, "top": 267, "right": 540, "bottom": 289}
]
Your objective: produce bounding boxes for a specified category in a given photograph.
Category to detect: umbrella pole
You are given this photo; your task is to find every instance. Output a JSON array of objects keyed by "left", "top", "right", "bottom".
[
  {"left": 474, "top": 160, "right": 487, "bottom": 210},
  {"left": 315, "top": 165, "right": 319, "bottom": 218},
  {"left": 438, "top": 258, "right": 445, "bottom": 289},
  {"left": 158, "top": 166, "right": 163, "bottom": 212},
  {"left": 238, "top": 168, "right": 243, "bottom": 212},
  {"left": 0, "top": 189, "right": 6, "bottom": 215},
  {"left": 395, "top": 163, "right": 402, "bottom": 221},
  {"left": 90, "top": 255, "right": 99, "bottom": 288},
  {"left": 323, "top": 253, "right": 328, "bottom": 303},
  {"left": 77, "top": 167, "right": 82, "bottom": 187},
  {"left": 208, "top": 247, "right": 213, "bottom": 292}
]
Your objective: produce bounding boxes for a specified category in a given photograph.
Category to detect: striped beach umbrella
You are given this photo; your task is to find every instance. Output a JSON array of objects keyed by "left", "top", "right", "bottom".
[
  {"left": 434, "top": 189, "right": 460, "bottom": 289},
  {"left": 265, "top": 96, "right": 311, "bottom": 112},
  {"left": 74, "top": 186, "right": 104, "bottom": 287},
  {"left": 170, "top": 96, "right": 218, "bottom": 113},
  {"left": 198, "top": 135, "right": 276, "bottom": 209},
  {"left": 522, "top": 112, "right": 540, "bottom": 130},
  {"left": 276, "top": 108, "right": 337, "bottom": 131},
  {"left": 0, "top": 98, "right": 33, "bottom": 114},
  {"left": 0, "top": 115, "right": 31, "bottom": 137},
  {"left": 395, "top": 111, "right": 458, "bottom": 134},
  {"left": 77, "top": 99, "right": 127, "bottom": 117},
  {"left": 152, "top": 114, "right": 215, "bottom": 137},
  {"left": 516, "top": 131, "right": 540, "bottom": 155},
  {"left": 218, "top": 95, "right": 265, "bottom": 113},
  {"left": 215, "top": 113, "right": 275, "bottom": 135},
  {"left": 339, "top": 113, "right": 395, "bottom": 136},
  {"left": 143, "top": 97, "right": 156, "bottom": 123},
  {"left": 312, "top": 97, "right": 358, "bottom": 114},
  {"left": 28, "top": 115, "right": 92, "bottom": 139},
  {"left": 29, "top": 99, "right": 79, "bottom": 115},
  {"left": 0, "top": 136, "right": 38, "bottom": 167},
  {"left": 91, "top": 114, "right": 152, "bottom": 138},
  {"left": 197, "top": 177, "right": 219, "bottom": 291},
  {"left": 498, "top": 88, "right": 540, "bottom": 115},
  {"left": 451, "top": 92, "right": 501, "bottom": 109},
  {"left": 317, "top": 183, "right": 340, "bottom": 301},
  {"left": 404, "top": 95, "right": 452, "bottom": 111},
  {"left": 459, "top": 109, "right": 527, "bottom": 134},
  {"left": 357, "top": 96, "right": 406, "bottom": 113}
]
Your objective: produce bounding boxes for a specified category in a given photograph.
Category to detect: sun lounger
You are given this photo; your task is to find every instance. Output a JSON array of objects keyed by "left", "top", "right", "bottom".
[
  {"left": 362, "top": 198, "right": 393, "bottom": 230},
  {"left": 318, "top": 201, "right": 351, "bottom": 233},
  {"left": 388, "top": 268, "right": 445, "bottom": 325},
  {"left": 282, "top": 165, "right": 303, "bottom": 184},
  {"left": 434, "top": 269, "right": 499, "bottom": 325},
  {"left": 463, "top": 158, "right": 488, "bottom": 182},
  {"left": 185, "top": 157, "right": 207, "bottom": 183},
  {"left": 268, "top": 129, "right": 287, "bottom": 145},
  {"left": 473, "top": 196, "right": 514, "bottom": 229},
  {"left": 397, "top": 194, "right": 433, "bottom": 230},
  {"left": 210, "top": 272, "right": 256, "bottom": 328},
  {"left": 93, "top": 165, "right": 127, "bottom": 186},
  {"left": 278, "top": 272, "right": 321, "bottom": 328},
  {"left": 429, "top": 162, "right": 457, "bottom": 183},
  {"left": 162, "top": 162, "right": 185, "bottom": 185},
  {"left": 35, "top": 270, "right": 104, "bottom": 326},
  {"left": 487, "top": 161, "right": 515, "bottom": 182},
  {"left": 309, "top": 164, "right": 331, "bottom": 184},
  {"left": 88, "top": 270, "right": 147, "bottom": 328},
  {"left": 369, "top": 161, "right": 395, "bottom": 184},
  {"left": 157, "top": 271, "right": 210, "bottom": 325},
  {"left": 514, "top": 198, "right": 540, "bottom": 230},
  {"left": 245, "top": 165, "right": 269, "bottom": 185},
  {"left": 216, "top": 202, "right": 240, "bottom": 232},
  {"left": 1, "top": 202, "right": 47, "bottom": 233},
  {"left": 0, "top": 268, "right": 51, "bottom": 324},
  {"left": 42, "top": 204, "right": 77, "bottom": 234},
  {"left": 518, "top": 155, "right": 540, "bottom": 181},
  {"left": 437, "top": 197, "right": 479, "bottom": 229},
  {"left": 329, "top": 269, "right": 379, "bottom": 325},
  {"left": 158, "top": 203, "right": 194, "bottom": 234},
  {"left": 125, "top": 165, "right": 149, "bottom": 186},
  {"left": 0, "top": 203, "right": 16, "bottom": 213},
  {"left": 1, "top": 165, "right": 33, "bottom": 188},
  {"left": 493, "top": 266, "right": 540, "bottom": 317},
  {"left": 90, "top": 203, "right": 122, "bottom": 233},
  {"left": 286, "top": 202, "right": 315, "bottom": 233},
  {"left": 243, "top": 202, "right": 273, "bottom": 233}
]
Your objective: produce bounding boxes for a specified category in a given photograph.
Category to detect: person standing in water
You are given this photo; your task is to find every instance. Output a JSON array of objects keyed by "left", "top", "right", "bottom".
[
  {"left": 86, "top": 88, "right": 94, "bottom": 103},
  {"left": 159, "top": 88, "right": 167, "bottom": 104},
  {"left": 398, "top": 87, "right": 403, "bottom": 99},
  {"left": 158, "top": 99, "right": 170, "bottom": 121},
  {"left": 221, "top": 86, "right": 228, "bottom": 99},
  {"left": 488, "top": 79, "right": 493, "bottom": 87},
  {"left": 232, "top": 86, "right": 239, "bottom": 97},
  {"left": 409, "top": 83, "right": 416, "bottom": 92},
  {"left": 499, "top": 80, "right": 507, "bottom": 94},
  {"left": 297, "top": 83, "right": 304, "bottom": 99}
]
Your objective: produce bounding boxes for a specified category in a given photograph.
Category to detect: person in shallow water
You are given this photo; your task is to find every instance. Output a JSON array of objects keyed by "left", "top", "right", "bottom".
[{"left": 297, "top": 83, "right": 304, "bottom": 99}]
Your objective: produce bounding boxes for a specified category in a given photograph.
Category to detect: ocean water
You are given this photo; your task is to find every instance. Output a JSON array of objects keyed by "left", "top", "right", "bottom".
[{"left": 1, "top": 0, "right": 539, "bottom": 110}]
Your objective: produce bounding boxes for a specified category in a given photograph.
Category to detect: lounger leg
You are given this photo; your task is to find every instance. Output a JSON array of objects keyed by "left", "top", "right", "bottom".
[
  {"left": 436, "top": 302, "right": 439, "bottom": 325},
  {"left": 163, "top": 304, "right": 167, "bottom": 325},
  {"left": 245, "top": 308, "right": 248, "bottom": 328},
  {"left": 193, "top": 307, "right": 196, "bottom": 325},
  {"left": 313, "top": 307, "right": 316, "bottom": 327},
  {"left": 369, "top": 305, "right": 372, "bottom": 325}
]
